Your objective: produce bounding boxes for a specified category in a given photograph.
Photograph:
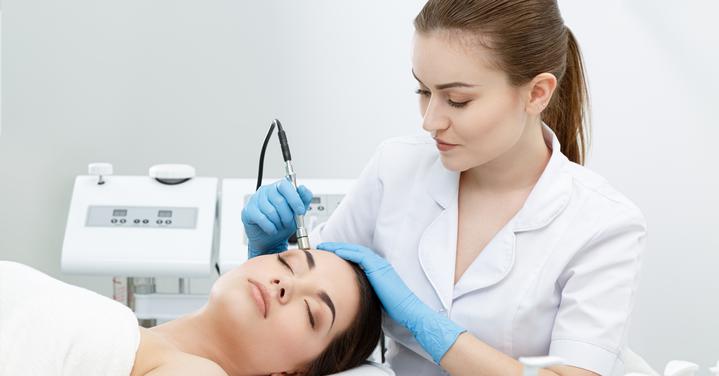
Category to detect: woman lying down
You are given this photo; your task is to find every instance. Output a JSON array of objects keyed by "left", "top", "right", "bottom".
[{"left": 0, "top": 248, "right": 382, "bottom": 375}]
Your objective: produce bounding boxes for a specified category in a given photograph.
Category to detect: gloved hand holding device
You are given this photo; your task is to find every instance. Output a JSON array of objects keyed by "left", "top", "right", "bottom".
[{"left": 241, "top": 179, "right": 313, "bottom": 258}]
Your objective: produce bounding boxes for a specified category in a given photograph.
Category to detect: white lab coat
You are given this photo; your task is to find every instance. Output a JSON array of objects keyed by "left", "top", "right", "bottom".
[{"left": 310, "top": 123, "right": 647, "bottom": 376}]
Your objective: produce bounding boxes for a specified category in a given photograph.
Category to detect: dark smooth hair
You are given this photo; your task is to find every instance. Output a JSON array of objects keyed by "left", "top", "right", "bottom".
[
  {"left": 304, "top": 262, "right": 382, "bottom": 375},
  {"left": 414, "top": 0, "right": 591, "bottom": 165}
]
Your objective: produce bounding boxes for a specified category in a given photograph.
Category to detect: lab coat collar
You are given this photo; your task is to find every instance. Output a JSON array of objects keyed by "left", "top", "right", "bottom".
[
  {"left": 421, "top": 122, "right": 573, "bottom": 304},
  {"left": 511, "top": 122, "right": 573, "bottom": 232}
]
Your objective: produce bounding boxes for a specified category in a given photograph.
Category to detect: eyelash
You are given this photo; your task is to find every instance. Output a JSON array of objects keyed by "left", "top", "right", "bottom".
[
  {"left": 277, "top": 254, "right": 294, "bottom": 274},
  {"left": 414, "top": 89, "right": 469, "bottom": 108},
  {"left": 305, "top": 300, "right": 315, "bottom": 329},
  {"left": 277, "top": 255, "right": 315, "bottom": 329}
]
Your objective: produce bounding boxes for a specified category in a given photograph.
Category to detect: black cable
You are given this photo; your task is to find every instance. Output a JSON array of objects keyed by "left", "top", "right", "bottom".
[
  {"left": 256, "top": 120, "right": 276, "bottom": 191},
  {"left": 275, "top": 119, "right": 292, "bottom": 162},
  {"left": 380, "top": 330, "right": 386, "bottom": 363}
]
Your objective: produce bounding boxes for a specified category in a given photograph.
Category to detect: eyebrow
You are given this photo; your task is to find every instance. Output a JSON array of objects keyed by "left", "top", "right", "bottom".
[
  {"left": 302, "top": 250, "right": 316, "bottom": 270},
  {"left": 319, "top": 291, "right": 336, "bottom": 330},
  {"left": 301, "top": 250, "right": 336, "bottom": 330},
  {"left": 411, "top": 69, "right": 477, "bottom": 90}
]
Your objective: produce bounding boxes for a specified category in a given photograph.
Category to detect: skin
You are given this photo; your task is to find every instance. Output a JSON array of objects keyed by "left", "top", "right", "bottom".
[
  {"left": 412, "top": 30, "right": 599, "bottom": 376},
  {"left": 129, "top": 249, "right": 360, "bottom": 376}
]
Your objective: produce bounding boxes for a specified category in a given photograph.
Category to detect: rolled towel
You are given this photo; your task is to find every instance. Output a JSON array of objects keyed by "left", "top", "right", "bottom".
[{"left": 0, "top": 261, "right": 140, "bottom": 376}]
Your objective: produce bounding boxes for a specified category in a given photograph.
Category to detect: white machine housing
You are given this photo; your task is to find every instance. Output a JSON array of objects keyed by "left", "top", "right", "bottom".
[
  {"left": 217, "top": 178, "right": 355, "bottom": 273},
  {"left": 62, "top": 173, "right": 218, "bottom": 277}
]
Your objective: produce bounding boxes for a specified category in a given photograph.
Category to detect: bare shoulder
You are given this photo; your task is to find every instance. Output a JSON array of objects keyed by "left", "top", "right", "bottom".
[
  {"left": 132, "top": 328, "right": 228, "bottom": 376},
  {"left": 143, "top": 353, "right": 228, "bottom": 376}
]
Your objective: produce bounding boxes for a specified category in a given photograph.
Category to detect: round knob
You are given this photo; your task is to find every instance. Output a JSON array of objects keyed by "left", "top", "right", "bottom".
[
  {"left": 149, "top": 164, "right": 196, "bottom": 185},
  {"left": 88, "top": 163, "right": 113, "bottom": 176},
  {"left": 88, "top": 163, "right": 113, "bottom": 185}
]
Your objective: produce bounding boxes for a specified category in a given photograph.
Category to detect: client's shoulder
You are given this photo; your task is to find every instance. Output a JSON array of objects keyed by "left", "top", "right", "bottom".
[
  {"left": 132, "top": 328, "right": 228, "bottom": 376},
  {"left": 145, "top": 354, "right": 228, "bottom": 376}
]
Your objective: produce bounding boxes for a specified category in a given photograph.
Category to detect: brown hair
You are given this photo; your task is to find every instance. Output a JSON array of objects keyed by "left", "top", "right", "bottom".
[
  {"left": 414, "top": 0, "right": 591, "bottom": 165},
  {"left": 304, "top": 262, "right": 382, "bottom": 375}
]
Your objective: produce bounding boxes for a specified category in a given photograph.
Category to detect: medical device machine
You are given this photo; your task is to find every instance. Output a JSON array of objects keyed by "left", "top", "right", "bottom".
[{"left": 62, "top": 163, "right": 218, "bottom": 324}]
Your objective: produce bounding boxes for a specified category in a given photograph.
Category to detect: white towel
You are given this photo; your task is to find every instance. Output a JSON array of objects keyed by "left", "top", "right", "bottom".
[{"left": 0, "top": 261, "right": 141, "bottom": 376}]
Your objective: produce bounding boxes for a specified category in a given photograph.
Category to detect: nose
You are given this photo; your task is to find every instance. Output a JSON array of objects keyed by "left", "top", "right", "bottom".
[
  {"left": 421, "top": 97, "right": 450, "bottom": 136},
  {"left": 271, "top": 277, "right": 292, "bottom": 305},
  {"left": 271, "top": 275, "right": 317, "bottom": 305}
]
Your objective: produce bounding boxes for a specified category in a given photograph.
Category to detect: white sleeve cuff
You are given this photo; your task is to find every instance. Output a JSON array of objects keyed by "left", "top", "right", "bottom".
[{"left": 549, "top": 339, "right": 622, "bottom": 376}]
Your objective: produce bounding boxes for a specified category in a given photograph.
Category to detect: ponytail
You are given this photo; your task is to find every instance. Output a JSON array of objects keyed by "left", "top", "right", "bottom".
[{"left": 542, "top": 26, "right": 591, "bottom": 165}]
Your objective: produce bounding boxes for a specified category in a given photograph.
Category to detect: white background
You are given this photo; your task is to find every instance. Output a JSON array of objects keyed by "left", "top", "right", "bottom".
[{"left": 1, "top": 0, "right": 717, "bottom": 372}]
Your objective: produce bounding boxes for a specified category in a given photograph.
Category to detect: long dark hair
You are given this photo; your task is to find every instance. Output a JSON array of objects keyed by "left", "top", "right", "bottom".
[
  {"left": 304, "top": 262, "right": 382, "bottom": 375},
  {"left": 414, "top": 0, "right": 591, "bottom": 165}
]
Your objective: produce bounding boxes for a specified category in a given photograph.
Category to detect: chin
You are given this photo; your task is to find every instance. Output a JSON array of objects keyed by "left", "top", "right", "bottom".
[{"left": 439, "top": 155, "right": 472, "bottom": 172}]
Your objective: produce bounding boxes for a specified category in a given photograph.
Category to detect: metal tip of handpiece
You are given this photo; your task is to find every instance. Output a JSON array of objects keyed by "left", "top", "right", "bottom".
[{"left": 297, "top": 236, "right": 311, "bottom": 250}]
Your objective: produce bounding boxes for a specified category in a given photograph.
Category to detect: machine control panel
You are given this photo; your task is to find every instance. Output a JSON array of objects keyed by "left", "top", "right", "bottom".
[{"left": 86, "top": 206, "right": 198, "bottom": 229}]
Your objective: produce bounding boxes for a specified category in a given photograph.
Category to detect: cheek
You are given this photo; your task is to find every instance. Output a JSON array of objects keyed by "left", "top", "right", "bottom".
[
  {"left": 455, "top": 94, "right": 523, "bottom": 152},
  {"left": 259, "top": 308, "right": 325, "bottom": 365}
]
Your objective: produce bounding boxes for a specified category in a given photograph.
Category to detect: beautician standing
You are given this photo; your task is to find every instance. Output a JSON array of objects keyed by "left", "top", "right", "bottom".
[{"left": 241, "top": 1, "right": 647, "bottom": 375}]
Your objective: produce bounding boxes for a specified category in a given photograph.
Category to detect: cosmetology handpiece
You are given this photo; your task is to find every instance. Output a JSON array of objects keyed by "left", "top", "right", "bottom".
[{"left": 256, "top": 119, "right": 311, "bottom": 250}]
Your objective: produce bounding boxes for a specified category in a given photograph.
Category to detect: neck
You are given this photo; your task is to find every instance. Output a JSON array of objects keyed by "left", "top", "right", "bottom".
[
  {"left": 462, "top": 117, "right": 551, "bottom": 193},
  {"left": 149, "top": 308, "right": 250, "bottom": 375}
]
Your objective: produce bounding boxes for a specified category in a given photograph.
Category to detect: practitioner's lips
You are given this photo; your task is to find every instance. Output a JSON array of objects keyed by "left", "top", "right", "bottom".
[
  {"left": 434, "top": 137, "right": 459, "bottom": 152},
  {"left": 248, "top": 278, "right": 270, "bottom": 318}
]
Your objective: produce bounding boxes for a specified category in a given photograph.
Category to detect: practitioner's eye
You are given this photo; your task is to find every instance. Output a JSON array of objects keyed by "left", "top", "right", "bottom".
[
  {"left": 277, "top": 254, "right": 294, "bottom": 275},
  {"left": 415, "top": 88, "right": 430, "bottom": 97},
  {"left": 304, "top": 299, "right": 315, "bottom": 329},
  {"left": 447, "top": 99, "right": 470, "bottom": 108}
]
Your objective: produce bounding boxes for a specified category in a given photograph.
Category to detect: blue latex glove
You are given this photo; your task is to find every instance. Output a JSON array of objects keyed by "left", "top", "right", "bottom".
[
  {"left": 241, "top": 179, "right": 313, "bottom": 258},
  {"left": 317, "top": 242, "right": 466, "bottom": 364}
]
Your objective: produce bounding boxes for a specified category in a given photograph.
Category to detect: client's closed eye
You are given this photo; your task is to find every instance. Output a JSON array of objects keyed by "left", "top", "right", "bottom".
[
  {"left": 277, "top": 254, "right": 294, "bottom": 275},
  {"left": 304, "top": 299, "right": 315, "bottom": 329}
]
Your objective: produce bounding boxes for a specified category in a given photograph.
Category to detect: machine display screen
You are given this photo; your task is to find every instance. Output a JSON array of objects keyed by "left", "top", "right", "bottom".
[
  {"left": 112, "top": 209, "right": 128, "bottom": 217},
  {"left": 157, "top": 210, "right": 173, "bottom": 218},
  {"left": 311, "top": 197, "right": 320, "bottom": 203}
]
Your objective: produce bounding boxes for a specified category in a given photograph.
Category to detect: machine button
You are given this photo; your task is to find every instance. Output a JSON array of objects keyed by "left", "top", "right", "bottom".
[
  {"left": 156, "top": 219, "right": 163, "bottom": 225},
  {"left": 142, "top": 219, "right": 149, "bottom": 224},
  {"left": 165, "top": 220, "right": 172, "bottom": 225},
  {"left": 110, "top": 218, "right": 118, "bottom": 224},
  {"left": 133, "top": 219, "right": 141, "bottom": 224},
  {"left": 318, "top": 206, "right": 325, "bottom": 211},
  {"left": 119, "top": 219, "right": 126, "bottom": 224}
]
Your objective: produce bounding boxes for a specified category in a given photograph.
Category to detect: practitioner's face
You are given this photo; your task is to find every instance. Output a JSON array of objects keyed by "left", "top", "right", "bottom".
[
  {"left": 412, "top": 30, "right": 536, "bottom": 172},
  {"left": 208, "top": 249, "right": 360, "bottom": 375}
]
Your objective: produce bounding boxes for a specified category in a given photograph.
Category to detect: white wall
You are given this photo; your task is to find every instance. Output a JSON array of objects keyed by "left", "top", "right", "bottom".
[
  {"left": 559, "top": 1, "right": 719, "bottom": 372},
  {"left": 1, "top": 0, "right": 717, "bottom": 372}
]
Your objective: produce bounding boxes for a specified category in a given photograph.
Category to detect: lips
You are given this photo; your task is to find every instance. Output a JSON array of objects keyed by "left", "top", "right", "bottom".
[
  {"left": 435, "top": 139, "right": 458, "bottom": 152},
  {"left": 247, "top": 278, "right": 270, "bottom": 318}
]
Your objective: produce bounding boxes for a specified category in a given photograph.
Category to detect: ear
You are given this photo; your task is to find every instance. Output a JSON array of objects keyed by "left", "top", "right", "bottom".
[{"left": 524, "top": 72, "right": 557, "bottom": 116}]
